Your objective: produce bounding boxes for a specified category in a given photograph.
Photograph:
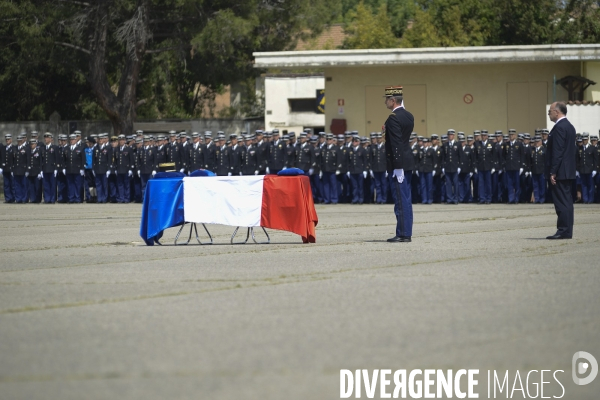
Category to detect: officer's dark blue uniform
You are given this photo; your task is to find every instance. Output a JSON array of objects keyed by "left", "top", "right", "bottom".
[
  {"left": 92, "top": 134, "right": 112, "bottom": 203},
  {"left": 410, "top": 137, "right": 421, "bottom": 204},
  {"left": 504, "top": 131, "right": 524, "bottom": 204},
  {"left": 530, "top": 139, "right": 546, "bottom": 203},
  {"left": 41, "top": 133, "right": 60, "bottom": 203},
  {"left": 337, "top": 136, "right": 351, "bottom": 203},
  {"left": 186, "top": 135, "right": 205, "bottom": 173},
  {"left": 242, "top": 137, "right": 259, "bottom": 176},
  {"left": 419, "top": 139, "right": 434, "bottom": 204},
  {"left": 138, "top": 139, "right": 157, "bottom": 199},
  {"left": 577, "top": 134, "right": 598, "bottom": 204},
  {"left": 203, "top": 132, "right": 217, "bottom": 172},
  {"left": 320, "top": 134, "right": 340, "bottom": 204},
  {"left": 27, "top": 139, "right": 43, "bottom": 203},
  {"left": 384, "top": 86, "right": 414, "bottom": 241},
  {"left": 310, "top": 137, "right": 323, "bottom": 202},
  {"left": 254, "top": 131, "right": 269, "bottom": 175},
  {"left": 215, "top": 135, "right": 231, "bottom": 176},
  {"left": 267, "top": 131, "right": 285, "bottom": 174},
  {"left": 475, "top": 132, "right": 495, "bottom": 204},
  {"left": 1, "top": 134, "right": 16, "bottom": 203},
  {"left": 370, "top": 133, "right": 388, "bottom": 204},
  {"left": 114, "top": 136, "right": 135, "bottom": 203},
  {"left": 348, "top": 136, "right": 367, "bottom": 204},
  {"left": 63, "top": 135, "right": 86, "bottom": 203},
  {"left": 13, "top": 135, "right": 31, "bottom": 203},
  {"left": 458, "top": 137, "right": 475, "bottom": 203},
  {"left": 492, "top": 132, "right": 505, "bottom": 203},
  {"left": 441, "top": 130, "right": 461, "bottom": 204},
  {"left": 520, "top": 135, "right": 533, "bottom": 203}
]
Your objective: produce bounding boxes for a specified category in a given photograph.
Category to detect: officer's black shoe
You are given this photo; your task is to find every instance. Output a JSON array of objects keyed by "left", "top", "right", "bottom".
[
  {"left": 387, "top": 236, "right": 411, "bottom": 243},
  {"left": 546, "top": 234, "right": 572, "bottom": 240}
]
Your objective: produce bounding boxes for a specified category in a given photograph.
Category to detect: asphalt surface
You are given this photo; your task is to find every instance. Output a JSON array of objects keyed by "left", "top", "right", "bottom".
[{"left": 1, "top": 202, "right": 599, "bottom": 399}]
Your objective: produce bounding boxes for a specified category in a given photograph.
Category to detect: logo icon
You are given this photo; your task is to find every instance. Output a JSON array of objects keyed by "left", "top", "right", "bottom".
[{"left": 572, "top": 351, "right": 598, "bottom": 385}]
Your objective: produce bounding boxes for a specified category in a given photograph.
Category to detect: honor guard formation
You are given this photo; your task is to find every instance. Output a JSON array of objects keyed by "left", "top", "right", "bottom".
[{"left": 1, "top": 128, "right": 599, "bottom": 205}]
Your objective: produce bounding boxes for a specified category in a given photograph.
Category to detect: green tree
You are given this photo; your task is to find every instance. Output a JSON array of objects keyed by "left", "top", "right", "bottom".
[
  {"left": 343, "top": 2, "right": 398, "bottom": 48},
  {"left": 0, "top": 0, "right": 339, "bottom": 130},
  {"left": 553, "top": 0, "right": 600, "bottom": 44}
]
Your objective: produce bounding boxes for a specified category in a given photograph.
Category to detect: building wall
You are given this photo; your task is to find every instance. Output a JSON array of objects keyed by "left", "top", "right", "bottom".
[
  {"left": 265, "top": 76, "right": 325, "bottom": 133},
  {"left": 547, "top": 104, "right": 600, "bottom": 135},
  {"left": 583, "top": 62, "right": 600, "bottom": 102},
  {"left": 324, "top": 62, "right": 580, "bottom": 136}
]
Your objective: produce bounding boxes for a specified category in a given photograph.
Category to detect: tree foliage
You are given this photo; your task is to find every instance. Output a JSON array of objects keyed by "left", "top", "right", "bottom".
[
  {"left": 0, "top": 0, "right": 340, "bottom": 130},
  {"left": 343, "top": 2, "right": 398, "bottom": 48}
]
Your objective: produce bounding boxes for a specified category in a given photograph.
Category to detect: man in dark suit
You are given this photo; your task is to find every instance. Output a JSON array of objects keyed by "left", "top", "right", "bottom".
[
  {"left": 545, "top": 102, "right": 576, "bottom": 239},
  {"left": 384, "top": 86, "right": 414, "bottom": 243}
]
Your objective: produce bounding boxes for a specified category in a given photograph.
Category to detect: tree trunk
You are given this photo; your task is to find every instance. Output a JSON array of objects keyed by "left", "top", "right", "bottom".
[{"left": 88, "top": 0, "right": 148, "bottom": 136}]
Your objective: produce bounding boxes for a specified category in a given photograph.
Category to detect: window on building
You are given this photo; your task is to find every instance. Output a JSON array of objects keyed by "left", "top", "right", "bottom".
[{"left": 289, "top": 98, "right": 317, "bottom": 113}]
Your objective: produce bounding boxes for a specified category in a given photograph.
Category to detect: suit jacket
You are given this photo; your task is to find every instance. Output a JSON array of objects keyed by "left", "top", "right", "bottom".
[
  {"left": 384, "top": 107, "right": 414, "bottom": 172},
  {"left": 545, "top": 118, "right": 576, "bottom": 180}
]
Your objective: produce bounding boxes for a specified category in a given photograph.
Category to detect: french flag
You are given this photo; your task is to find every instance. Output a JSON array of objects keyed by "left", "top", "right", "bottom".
[{"left": 183, "top": 175, "right": 318, "bottom": 243}]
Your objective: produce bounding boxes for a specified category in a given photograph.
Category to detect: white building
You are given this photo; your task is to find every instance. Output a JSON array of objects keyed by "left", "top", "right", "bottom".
[{"left": 264, "top": 73, "right": 325, "bottom": 134}]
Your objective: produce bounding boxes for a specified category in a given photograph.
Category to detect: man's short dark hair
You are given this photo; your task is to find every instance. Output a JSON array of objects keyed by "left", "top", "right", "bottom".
[{"left": 556, "top": 102, "right": 567, "bottom": 115}]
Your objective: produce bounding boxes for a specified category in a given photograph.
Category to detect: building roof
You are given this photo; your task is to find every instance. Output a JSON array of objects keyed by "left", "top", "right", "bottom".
[
  {"left": 294, "top": 24, "right": 347, "bottom": 51},
  {"left": 254, "top": 44, "right": 600, "bottom": 69}
]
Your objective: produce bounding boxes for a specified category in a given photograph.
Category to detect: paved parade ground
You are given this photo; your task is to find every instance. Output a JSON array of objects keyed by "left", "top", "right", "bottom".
[{"left": 1, "top": 203, "right": 600, "bottom": 399}]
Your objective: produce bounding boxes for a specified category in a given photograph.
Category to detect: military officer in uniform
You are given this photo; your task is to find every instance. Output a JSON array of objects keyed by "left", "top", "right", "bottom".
[
  {"left": 92, "top": 133, "right": 112, "bottom": 203},
  {"left": 203, "top": 131, "right": 217, "bottom": 172},
  {"left": 577, "top": 133, "right": 598, "bottom": 204},
  {"left": 476, "top": 130, "right": 495, "bottom": 204},
  {"left": 187, "top": 133, "right": 205, "bottom": 173},
  {"left": 520, "top": 133, "right": 533, "bottom": 203},
  {"left": 419, "top": 137, "right": 434, "bottom": 204},
  {"left": 229, "top": 134, "right": 243, "bottom": 176},
  {"left": 63, "top": 133, "right": 86, "bottom": 203},
  {"left": 430, "top": 134, "right": 443, "bottom": 203},
  {"left": 215, "top": 134, "right": 231, "bottom": 176},
  {"left": 295, "top": 132, "right": 316, "bottom": 177},
  {"left": 56, "top": 134, "right": 69, "bottom": 203},
  {"left": 458, "top": 134, "right": 475, "bottom": 203},
  {"left": 284, "top": 132, "right": 297, "bottom": 168},
  {"left": 337, "top": 134, "right": 351, "bottom": 203},
  {"left": 155, "top": 135, "right": 168, "bottom": 167},
  {"left": 1, "top": 133, "right": 15, "bottom": 203},
  {"left": 504, "top": 129, "right": 524, "bottom": 204},
  {"left": 114, "top": 134, "right": 135, "bottom": 203},
  {"left": 383, "top": 85, "right": 414, "bottom": 243},
  {"left": 254, "top": 130, "right": 269, "bottom": 175},
  {"left": 441, "top": 129, "right": 460, "bottom": 204},
  {"left": 41, "top": 133, "right": 60, "bottom": 203},
  {"left": 531, "top": 137, "right": 546, "bottom": 203},
  {"left": 267, "top": 129, "right": 285, "bottom": 174},
  {"left": 369, "top": 132, "right": 388, "bottom": 204},
  {"left": 321, "top": 133, "right": 340, "bottom": 204},
  {"left": 27, "top": 138, "right": 43, "bottom": 203},
  {"left": 310, "top": 136, "right": 323, "bottom": 203},
  {"left": 493, "top": 131, "right": 505, "bottom": 203},
  {"left": 592, "top": 135, "right": 600, "bottom": 203},
  {"left": 242, "top": 134, "right": 259, "bottom": 175},
  {"left": 12, "top": 134, "right": 30, "bottom": 203},
  {"left": 138, "top": 135, "right": 157, "bottom": 199},
  {"left": 409, "top": 132, "right": 421, "bottom": 203},
  {"left": 348, "top": 135, "right": 367, "bottom": 204}
]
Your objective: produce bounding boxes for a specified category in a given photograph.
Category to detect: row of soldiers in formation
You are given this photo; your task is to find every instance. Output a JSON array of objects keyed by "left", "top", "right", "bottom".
[{"left": 1, "top": 127, "right": 599, "bottom": 205}]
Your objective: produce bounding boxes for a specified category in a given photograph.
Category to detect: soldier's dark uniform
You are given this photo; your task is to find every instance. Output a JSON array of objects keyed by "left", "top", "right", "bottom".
[
  {"left": 337, "top": 136, "right": 351, "bottom": 203},
  {"left": 410, "top": 139, "right": 421, "bottom": 203},
  {"left": 41, "top": 133, "right": 60, "bottom": 203},
  {"left": 187, "top": 137, "right": 205, "bottom": 173},
  {"left": 458, "top": 138, "right": 475, "bottom": 203},
  {"left": 577, "top": 134, "right": 598, "bottom": 204},
  {"left": 267, "top": 133, "right": 286, "bottom": 174},
  {"left": 503, "top": 132, "right": 524, "bottom": 204},
  {"left": 114, "top": 137, "right": 135, "bottom": 203},
  {"left": 295, "top": 136, "right": 316, "bottom": 175},
  {"left": 92, "top": 134, "right": 112, "bottom": 203},
  {"left": 531, "top": 141, "right": 546, "bottom": 203},
  {"left": 155, "top": 138, "right": 168, "bottom": 167},
  {"left": 321, "top": 134, "right": 340, "bottom": 204},
  {"left": 284, "top": 136, "right": 296, "bottom": 169},
  {"left": 1, "top": 134, "right": 15, "bottom": 203},
  {"left": 348, "top": 137, "right": 368, "bottom": 204},
  {"left": 255, "top": 131, "right": 269, "bottom": 175},
  {"left": 138, "top": 141, "right": 157, "bottom": 199},
  {"left": 63, "top": 135, "right": 86, "bottom": 203},
  {"left": 242, "top": 139, "right": 259, "bottom": 176},
  {"left": 475, "top": 134, "right": 496, "bottom": 204},
  {"left": 419, "top": 141, "right": 434, "bottom": 204},
  {"left": 441, "top": 131, "right": 461, "bottom": 204},
  {"left": 203, "top": 132, "right": 217, "bottom": 172},
  {"left": 370, "top": 134, "right": 388, "bottom": 204},
  {"left": 215, "top": 135, "right": 231, "bottom": 176},
  {"left": 27, "top": 140, "right": 43, "bottom": 203},
  {"left": 12, "top": 136, "right": 30, "bottom": 203},
  {"left": 310, "top": 137, "right": 323, "bottom": 203},
  {"left": 520, "top": 135, "right": 533, "bottom": 203},
  {"left": 492, "top": 132, "right": 505, "bottom": 203},
  {"left": 430, "top": 137, "right": 444, "bottom": 203},
  {"left": 229, "top": 137, "right": 244, "bottom": 176}
]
